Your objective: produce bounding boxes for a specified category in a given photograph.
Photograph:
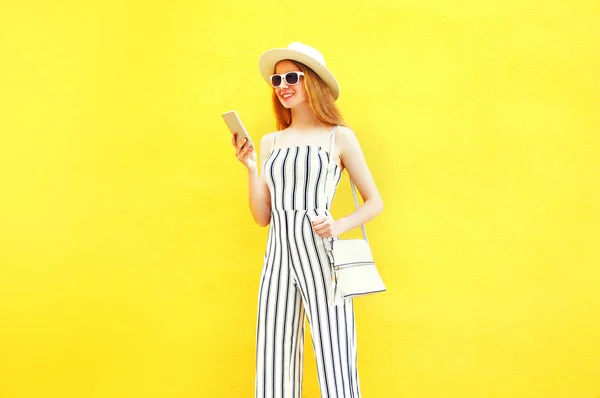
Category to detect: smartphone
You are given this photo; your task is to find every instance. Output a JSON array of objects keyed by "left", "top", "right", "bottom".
[{"left": 222, "top": 110, "right": 253, "bottom": 146}]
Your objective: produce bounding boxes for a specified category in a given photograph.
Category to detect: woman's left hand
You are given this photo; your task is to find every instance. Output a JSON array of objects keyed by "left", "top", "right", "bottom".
[{"left": 311, "top": 216, "right": 339, "bottom": 238}]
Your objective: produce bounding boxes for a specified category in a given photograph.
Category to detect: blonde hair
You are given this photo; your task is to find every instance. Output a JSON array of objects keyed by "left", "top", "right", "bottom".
[{"left": 271, "top": 60, "right": 346, "bottom": 131}]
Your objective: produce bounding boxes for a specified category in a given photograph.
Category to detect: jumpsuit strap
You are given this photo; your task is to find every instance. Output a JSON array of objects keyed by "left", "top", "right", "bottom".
[{"left": 322, "top": 125, "right": 340, "bottom": 154}]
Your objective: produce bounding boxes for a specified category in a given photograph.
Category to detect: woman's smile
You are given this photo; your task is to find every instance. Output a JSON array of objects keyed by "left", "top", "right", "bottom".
[{"left": 280, "top": 91, "right": 295, "bottom": 100}]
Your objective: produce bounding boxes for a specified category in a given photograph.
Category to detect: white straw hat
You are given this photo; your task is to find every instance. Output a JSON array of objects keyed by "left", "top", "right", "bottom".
[{"left": 258, "top": 42, "right": 340, "bottom": 100}]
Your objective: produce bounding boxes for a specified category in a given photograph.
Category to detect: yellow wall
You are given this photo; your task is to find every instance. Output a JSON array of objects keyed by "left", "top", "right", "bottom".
[{"left": 1, "top": 0, "right": 599, "bottom": 397}]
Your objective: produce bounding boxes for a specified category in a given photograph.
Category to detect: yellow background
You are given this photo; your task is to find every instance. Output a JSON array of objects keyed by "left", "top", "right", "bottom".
[{"left": 1, "top": 0, "right": 599, "bottom": 397}]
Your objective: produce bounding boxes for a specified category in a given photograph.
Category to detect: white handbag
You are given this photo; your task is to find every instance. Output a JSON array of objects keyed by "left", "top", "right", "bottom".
[{"left": 323, "top": 126, "right": 386, "bottom": 306}]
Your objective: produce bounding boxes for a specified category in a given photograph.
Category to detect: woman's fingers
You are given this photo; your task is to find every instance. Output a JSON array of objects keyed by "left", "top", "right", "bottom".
[
  {"left": 312, "top": 217, "right": 332, "bottom": 235},
  {"left": 312, "top": 220, "right": 326, "bottom": 229},
  {"left": 231, "top": 134, "right": 256, "bottom": 169},
  {"left": 237, "top": 147, "right": 250, "bottom": 160},
  {"left": 235, "top": 138, "right": 255, "bottom": 165},
  {"left": 240, "top": 139, "right": 251, "bottom": 152},
  {"left": 234, "top": 137, "right": 250, "bottom": 155},
  {"left": 314, "top": 225, "right": 331, "bottom": 234},
  {"left": 311, "top": 216, "right": 327, "bottom": 225},
  {"left": 236, "top": 136, "right": 246, "bottom": 151},
  {"left": 241, "top": 141, "right": 253, "bottom": 158},
  {"left": 315, "top": 229, "right": 332, "bottom": 238}
]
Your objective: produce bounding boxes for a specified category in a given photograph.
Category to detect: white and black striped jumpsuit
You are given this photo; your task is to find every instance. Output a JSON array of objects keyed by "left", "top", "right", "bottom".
[{"left": 255, "top": 125, "right": 361, "bottom": 398}]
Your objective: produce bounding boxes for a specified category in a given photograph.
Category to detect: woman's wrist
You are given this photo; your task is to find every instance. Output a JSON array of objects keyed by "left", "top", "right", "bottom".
[
  {"left": 246, "top": 163, "right": 258, "bottom": 174},
  {"left": 334, "top": 217, "right": 351, "bottom": 235}
]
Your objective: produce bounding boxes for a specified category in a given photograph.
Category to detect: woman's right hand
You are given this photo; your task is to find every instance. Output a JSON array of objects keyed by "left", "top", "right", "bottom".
[{"left": 232, "top": 133, "right": 257, "bottom": 171}]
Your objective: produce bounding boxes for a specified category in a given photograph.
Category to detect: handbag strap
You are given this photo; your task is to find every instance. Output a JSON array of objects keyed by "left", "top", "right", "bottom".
[{"left": 324, "top": 125, "right": 369, "bottom": 243}]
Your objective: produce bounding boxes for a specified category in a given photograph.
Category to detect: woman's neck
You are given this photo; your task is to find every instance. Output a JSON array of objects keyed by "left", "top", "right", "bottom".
[{"left": 289, "top": 103, "right": 326, "bottom": 130}]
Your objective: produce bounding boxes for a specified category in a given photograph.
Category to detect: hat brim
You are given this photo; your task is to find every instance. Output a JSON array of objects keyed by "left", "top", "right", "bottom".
[{"left": 258, "top": 48, "right": 340, "bottom": 100}]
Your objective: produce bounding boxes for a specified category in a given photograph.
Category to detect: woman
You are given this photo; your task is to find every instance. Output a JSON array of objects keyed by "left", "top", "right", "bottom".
[{"left": 232, "top": 42, "right": 383, "bottom": 398}]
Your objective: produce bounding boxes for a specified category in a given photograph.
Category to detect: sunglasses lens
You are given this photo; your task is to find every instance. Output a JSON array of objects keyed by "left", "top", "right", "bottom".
[
  {"left": 271, "top": 75, "right": 282, "bottom": 87},
  {"left": 286, "top": 72, "right": 299, "bottom": 85}
]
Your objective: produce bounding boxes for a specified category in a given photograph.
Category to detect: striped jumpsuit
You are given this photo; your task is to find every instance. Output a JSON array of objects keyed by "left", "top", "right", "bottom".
[{"left": 255, "top": 126, "right": 361, "bottom": 398}]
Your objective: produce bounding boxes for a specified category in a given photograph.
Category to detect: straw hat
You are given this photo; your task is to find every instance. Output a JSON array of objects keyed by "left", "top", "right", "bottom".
[{"left": 258, "top": 42, "right": 340, "bottom": 100}]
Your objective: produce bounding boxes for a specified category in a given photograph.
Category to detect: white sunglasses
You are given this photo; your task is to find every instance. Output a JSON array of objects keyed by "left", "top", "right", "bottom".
[{"left": 269, "top": 71, "right": 305, "bottom": 88}]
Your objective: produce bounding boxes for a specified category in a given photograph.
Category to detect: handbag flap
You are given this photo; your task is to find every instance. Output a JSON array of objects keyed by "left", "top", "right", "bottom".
[{"left": 331, "top": 239, "right": 374, "bottom": 266}]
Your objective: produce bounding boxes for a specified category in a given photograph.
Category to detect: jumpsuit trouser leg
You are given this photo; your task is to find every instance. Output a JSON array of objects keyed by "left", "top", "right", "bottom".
[{"left": 255, "top": 209, "right": 361, "bottom": 398}]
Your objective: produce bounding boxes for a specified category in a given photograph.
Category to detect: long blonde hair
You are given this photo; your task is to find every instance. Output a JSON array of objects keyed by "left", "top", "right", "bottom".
[{"left": 271, "top": 60, "right": 346, "bottom": 131}]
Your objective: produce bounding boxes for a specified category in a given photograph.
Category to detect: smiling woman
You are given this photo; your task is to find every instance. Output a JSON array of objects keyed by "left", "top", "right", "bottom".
[
  {"left": 272, "top": 62, "right": 310, "bottom": 113},
  {"left": 270, "top": 60, "right": 343, "bottom": 131},
  {"left": 230, "top": 41, "right": 384, "bottom": 398}
]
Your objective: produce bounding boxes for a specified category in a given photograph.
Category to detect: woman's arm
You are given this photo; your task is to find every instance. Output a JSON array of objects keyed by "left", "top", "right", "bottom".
[
  {"left": 237, "top": 133, "right": 272, "bottom": 227},
  {"left": 333, "top": 126, "right": 384, "bottom": 235}
]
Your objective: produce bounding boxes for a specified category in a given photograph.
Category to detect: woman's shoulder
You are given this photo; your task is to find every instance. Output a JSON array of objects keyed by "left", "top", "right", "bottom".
[
  {"left": 261, "top": 131, "right": 275, "bottom": 143},
  {"left": 260, "top": 129, "right": 287, "bottom": 151},
  {"left": 261, "top": 129, "right": 284, "bottom": 143},
  {"left": 336, "top": 125, "right": 354, "bottom": 135},
  {"left": 336, "top": 125, "right": 358, "bottom": 143}
]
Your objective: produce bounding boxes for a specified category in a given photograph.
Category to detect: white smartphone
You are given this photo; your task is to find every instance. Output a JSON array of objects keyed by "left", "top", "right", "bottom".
[{"left": 222, "top": 110, "right": 253, "bottom": 146}]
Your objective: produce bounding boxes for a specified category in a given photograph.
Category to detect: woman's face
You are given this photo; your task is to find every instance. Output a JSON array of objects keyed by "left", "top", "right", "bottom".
[{"left": 274, "top": 60, "right": 307, "bottom": 109}]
